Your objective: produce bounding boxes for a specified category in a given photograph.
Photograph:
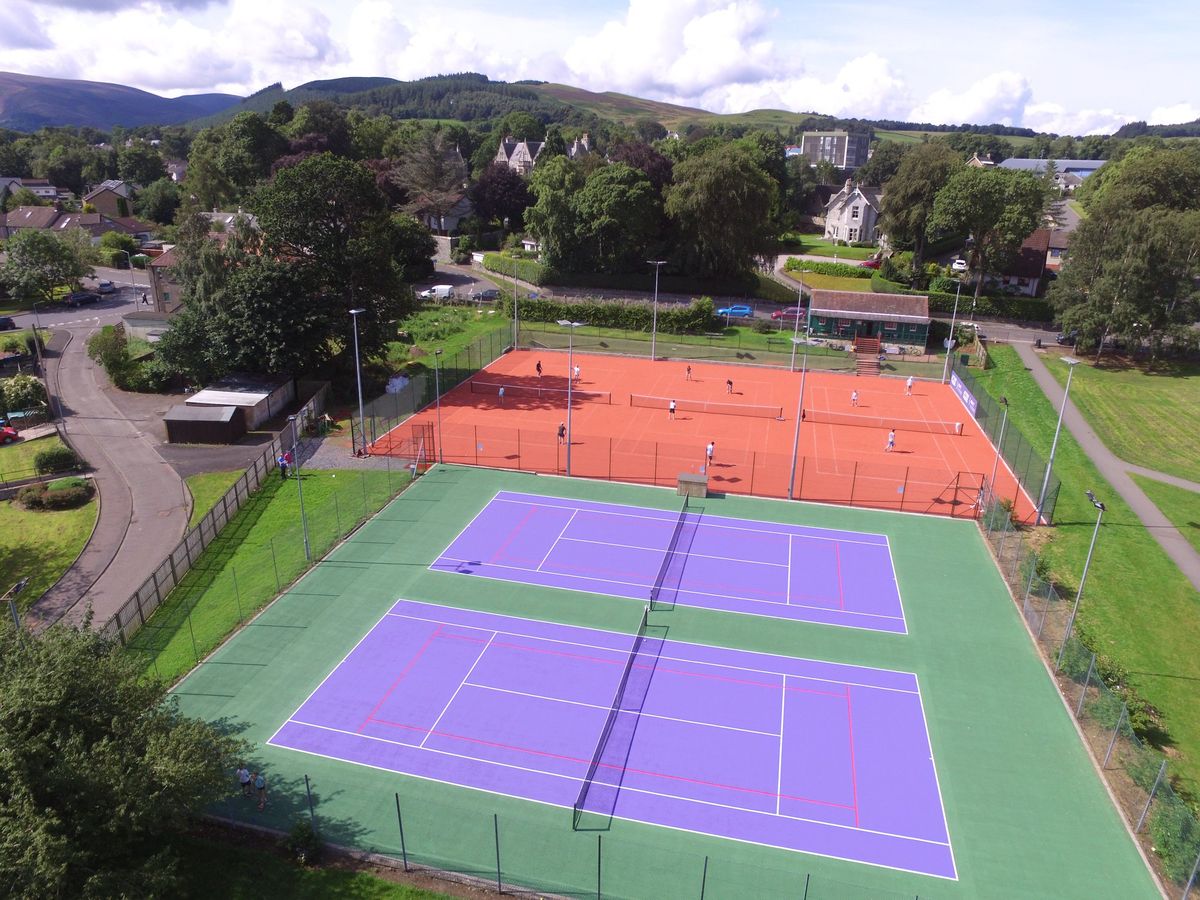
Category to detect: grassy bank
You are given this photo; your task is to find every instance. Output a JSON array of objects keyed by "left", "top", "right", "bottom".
[
  {"left": 184, "top": 470, "right": 243, "bottom": 529},
  {"left": 1130, "top": 474, "right": 1200, "bottom": 556},
  {"left": 973, "top": 345, "right": 1200, "bottom": 793},
  {"left": 0, "top": 493, "right": 97, "bottom": 609},
  {"left": 778, "top": 235, "right": 876, "bottom": 260},
  {"left": 388, "top": 304, "right": 509, "bottom": 373},
  {"left": 0, "top": 434, "right": 69, "bottom": 483}
]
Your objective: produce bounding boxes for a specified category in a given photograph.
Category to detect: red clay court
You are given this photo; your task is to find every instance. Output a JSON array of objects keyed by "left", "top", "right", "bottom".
[{"left": 378, "top": 350, "right": 1035, "bottom": 522}]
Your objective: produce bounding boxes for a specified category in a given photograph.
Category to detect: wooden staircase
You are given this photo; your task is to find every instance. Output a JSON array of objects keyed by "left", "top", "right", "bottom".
[{"left": 854, "top": 336, "right": 881, "bottom": 376}]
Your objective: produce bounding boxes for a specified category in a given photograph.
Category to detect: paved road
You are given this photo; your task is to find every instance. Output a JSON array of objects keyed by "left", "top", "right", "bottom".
[{"left": 1015, "top": 342, "right": 1200, "bottom": 592}]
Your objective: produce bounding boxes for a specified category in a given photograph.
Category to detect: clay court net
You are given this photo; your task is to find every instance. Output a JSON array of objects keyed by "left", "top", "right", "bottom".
[
  {"left": 470, "top": 381, "right": 612, "bottom": 404},
  {"left": 631, "top": 394, "right": 784, "bottom": 419},
  {"left": 803, "top": 408, "right": 964, "bottom": 435}
]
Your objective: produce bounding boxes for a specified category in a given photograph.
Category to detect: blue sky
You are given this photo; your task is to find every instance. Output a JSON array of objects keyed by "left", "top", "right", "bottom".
[{"left": 1, "top": 0, "right": 1196, "bottom": 134}]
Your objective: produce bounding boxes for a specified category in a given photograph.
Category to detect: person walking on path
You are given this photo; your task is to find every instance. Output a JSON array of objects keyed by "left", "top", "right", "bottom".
[
  {"left": 705, "top": 440, "right": 715, "bottom": 466},
  {"left": 237, "top": 764, "right": 252, "bottom": 797},
  {"left": 573, "top": 364, "right": 581, "bottom": 383},
  {"left": 905, "top": 376, "right": 914, "bottom": 397},
  {"left": 277, "top": 454, "right": 288, "bottom": 479},
  {"left": 536, "top": 360, "right": 543, "bottom": 378},
  {"left": 557, "top": 422, "right": 566, "bottom": 444},
  {"left": 685, "top": 365, "right": 692, "bottom": 381},
  {"left": 140, "top": 291, "right": 149, "bottom": 306},
  {"left": 283, "top": 450, "right": 294, "bottom": 471},
  {"left": 885, "top": 429, "right": 896, "bottom": 452},
  {"left": 668, "top": 399, "right": 677, "bottom": 420},
  {"left": 254, "top": 771, "right": 267, "bottom": 810},
  {"left": 725, "top": 379, "right": 733, "bottom": 394},
  {"left": 851, "top": 390, "right": 859, "bottom": 408}
]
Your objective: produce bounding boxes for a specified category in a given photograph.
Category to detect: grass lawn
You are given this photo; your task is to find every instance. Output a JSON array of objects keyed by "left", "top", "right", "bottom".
[
  {"left": 0, "top": 493, "right": 96, "bottom": 609},
  {"left": 789, "top": 271, "right": 876, "bottom": 292},
  {"left": 176, "top": 834, "right": 448, "bottom": 899},
  {"left": 388, "top": 304, "right": 509, "bottom": 373},
  {"left": 778, "top": 235, "right": 876, "bottom": 260},
  {"left": 0, "top": 434, "right": 69, "bottom": 483},
  {"left": 1131, "top": 474, "right": 1200, "bottom": 556},
  {"left": 185, "top": 470, "right": 243, "bottom": 529},
  {"left": 130, "top": 466, "right": 411, "bottom": 683},
  {"left": 974, "top": 345, "right": 1200, "bottom": 792},
  {"left": 1042, "top": 352, "right": 1200, "bottom": 484},
  {"left": 1068, "top": 199, "right": 1088, "bottom": 219}
]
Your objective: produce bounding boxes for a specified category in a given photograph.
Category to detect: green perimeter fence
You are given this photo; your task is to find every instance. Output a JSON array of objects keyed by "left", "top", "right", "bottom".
[
  {"left": 979, "top": 488, "right": 1200, "bottom": 897},
  {"left": 951, "top": 355, "right": 1061, "bottom": 524},
  {"left": 101, "top": 440, "right": 421, "bottom": 683}
]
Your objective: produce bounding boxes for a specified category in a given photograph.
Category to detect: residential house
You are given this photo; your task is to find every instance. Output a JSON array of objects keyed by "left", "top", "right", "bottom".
[
  {"left": 166, "top": 160, "right": 188, "bottom": 183},
  {"left": 784, "top": 145, "right": 804, "bottom": 158},
  {"left": 0, "top": 205, "right": 60, "bottom": 237},
  {"left": 83, "top": 180, "right": 134, "bottom": 218},
  {"left": 421, "top": 193, "right": 474, "bottom": 234},
  {"left": 822, "top": 180, "right": 883, "bottom": 244},
  {"left": 14, "top": 178, "right": 62, "bottom": 201},
  {"left": 989, "top": 228, "right": 1051, "bottom": 297},
  {"left": 0, "top": 177, "right": 19, "bottom": 204},
  {"left": 997, "top": 158, "right": 1107, "bottom": 190},
  {"left": 147, "top": 246, "right": 182, "bottom": 313},
  {"left": 201, "top": 208, "right": 259, "bottom": 231},
  {"left": 798, "top": 130, "right": 873, "bottom": 170},
  {"left": 496, "top": 137, "right": 544, "bottom": 175},
  {"left": 808, "top": 291, "right": 930, "bottom": 352},
  {"left": 0, "top": 205, "right": 151, "bottom": 242},
  {"left": 1046, "top": 229, "right": 1071, "bottom": 271},
  {"left": 966, "top": 153, "right": 996, "bottom": 168},
  {"left": 567, "top": 133, "right": 592, "bottom": 160}
]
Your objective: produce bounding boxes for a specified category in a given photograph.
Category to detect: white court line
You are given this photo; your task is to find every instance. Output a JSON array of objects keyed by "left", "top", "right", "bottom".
[
  {"left": 913, "top": 673, "right": 958, "bottom": 872},
  {"left": 435, "top": 554, "right": 905, "bottom": 625},
  {"left": 776, "top": 674, "right": 787, "bottom": 815},
  {"left": 278, "top": 718, "right": 953, "bottom": 851},
  {"left": 559, "top": 535, "right": 788, "bottom": 569},
  {"left": 491, "top": 494, "right": 887, "bottom": 547},
  {"left": 536, "top": 509, "right": 577, "bottom": 571},
  {"left": 419, "top": 633, "right": 495, "bottom": 748},
  {"left": 883, "top": 533, "right": 909, "bottom": 630},
  {"left": 383, "top": 610, "right": 919, "bottom": 695},
  {"left": 463, "top": 680, "right": 781, "bottom": 737},
  {"left": 786, "top": 535, "right": 793, "bottom": 605}
]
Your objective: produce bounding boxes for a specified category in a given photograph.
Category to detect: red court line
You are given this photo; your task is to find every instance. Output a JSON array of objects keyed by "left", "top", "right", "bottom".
[
  {"left": 358, "top": 625, "right": 443, "bottom": 732},
  {"left": 491, "top": 506, "right": 539, "bottom": 564},
  {"left": 366, "top": 716, "right": 857, "bottom": 814},
  {"left": 846, "top": 684, "right": 861, "bottom": 827}
]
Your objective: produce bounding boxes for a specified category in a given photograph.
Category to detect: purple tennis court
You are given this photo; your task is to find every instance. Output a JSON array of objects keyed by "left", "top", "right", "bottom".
[
  {"left": 268, "top": 599, "right": 955, "bottom": 879},
  {"left": 429, "top": 491, "right": 906, "bottom": 633}
]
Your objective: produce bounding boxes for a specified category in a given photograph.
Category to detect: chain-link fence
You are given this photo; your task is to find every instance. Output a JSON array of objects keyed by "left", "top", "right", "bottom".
[
  {"left": 979, "top": 487, "right": 1200, "bottom": 897},
  {"left": 950, "top": 355, "right": 1060, "bottom": 524}
]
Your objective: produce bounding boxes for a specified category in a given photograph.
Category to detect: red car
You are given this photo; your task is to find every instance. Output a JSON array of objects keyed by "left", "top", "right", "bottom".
[
  {"left": 1, "top": 426, "right": 19, "bottom": 444},
  {"left": 771, "top": 306, "right": 808, "bottom": 321},
  {"left": 859, "top": 258, "right": 883, "bottom": 269}
]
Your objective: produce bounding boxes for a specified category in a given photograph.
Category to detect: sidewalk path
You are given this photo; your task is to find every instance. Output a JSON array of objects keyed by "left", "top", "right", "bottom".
[
  {"left": 28, "top": 329, "right": 190, "bottom": 630},
  {"left": 1015, "top": 342, "right": 1200, "bottom": 592}
]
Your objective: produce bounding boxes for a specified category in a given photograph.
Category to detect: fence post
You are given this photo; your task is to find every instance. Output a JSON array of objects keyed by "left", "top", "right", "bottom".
[
  {"left": 394, "top": 794, "right": 409, "bottom": 872},
  {"left": 1183, "top": 843, "right": 1200, "bottom": 900},
  {"left": 797, "top": 455, "right": 806, "bottom": 500},
  {"left": 493, "top": 813, "right": 502, "bottom": 893},
  {"left": 1135, "top": 760, "right": 1168, "bottom": 833},
  {"left": 596, "top": 834, "right": 602, "bottom": 900},
  {"left": 1102, "top": 705, "right": 1127, "bottom": 768},
  {"left": 802, "top": 872, "right": 811, "bottom": 900},
  {"left": 270, "top": 538, "right": 281, "bottom": 592},
  {"left": 231, "top": 567, "right": 244, "bottom": 624},
  {"left": 1055, "top": 612, "right": 1078, "bottom": 671},
  {"left": 1075, "top": 654, "right": 1095, "bottom": 716},
  {"left": 304, "top": 774, "right": 317, "bottom": 830},
  {"left": 849, "top": 461, "right": 859, "bottom": 505},
  {"left": 699, "top": 855, "right": 708, "bottom": 900}
]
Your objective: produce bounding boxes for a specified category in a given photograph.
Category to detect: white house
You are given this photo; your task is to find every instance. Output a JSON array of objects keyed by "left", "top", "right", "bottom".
[{"left": 822, "top": 180, "right": 883, "bottom": 244}]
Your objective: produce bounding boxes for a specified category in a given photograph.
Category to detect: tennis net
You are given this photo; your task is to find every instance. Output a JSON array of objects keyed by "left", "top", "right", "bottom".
[
  {"left": 630, "top": 394, "right": 783, "bottom": 419},
  {"left": 470, "top": 381, "right": 612, "bottom": 404},
  {"left": 803, "top": 408, "right": 963, "bottom": 435},
  {"left": 650, "top": 496, "right": 689, "bottom": 608},
  {"left": 573, "top": 605, "right": 650, "bottom": 829}
]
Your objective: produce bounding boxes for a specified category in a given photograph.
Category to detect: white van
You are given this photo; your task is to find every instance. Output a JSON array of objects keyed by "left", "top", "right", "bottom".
[{"left": 418, "top": 284, "right": 456, "bottom": 301}]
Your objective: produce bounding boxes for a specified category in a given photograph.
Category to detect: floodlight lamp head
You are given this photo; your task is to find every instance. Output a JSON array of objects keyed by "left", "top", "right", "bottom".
[
  {"left": 1000, "top": 396, "right": 1009, "bottom": 406},
  {"left": 349, "top": 308, "right": 366, "bottom": 316}
]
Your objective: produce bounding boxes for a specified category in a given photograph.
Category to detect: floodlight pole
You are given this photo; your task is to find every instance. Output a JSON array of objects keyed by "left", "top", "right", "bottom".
[
  {"left": 557, "top": 319, "right": 583, "bottom": 476},
  {"left": 988, "top": 396, "right": 1009, "bottom": 493},
  {"left": 117, "top": 249, "right": 134, "bottom": 290},
  {"left": 1036, "top": 357, "right": 1079, "bottom": 524},
  {"left": 648, "top": 260, "right": 667, "bottom": 360},
  {"left": 941, "top": 279, "right": 962, "bottom": 384},
  {"left": 288, "top": 415, "right": 311, "bottom": 561},
  {"left": 434, "top": 349, "right": 444, "bottom": 463},
  {"left": 787, "top": 308, "right": 813, "bottom": 500},
  {"left": 1056, "top": 491, "right": 1105, "bottom": 669},
  {"left": 789, "top": 287, "right": 804, "bottom": 372},
  {"left": 350, "top": 308, "right": 367, "bottom": 457}
]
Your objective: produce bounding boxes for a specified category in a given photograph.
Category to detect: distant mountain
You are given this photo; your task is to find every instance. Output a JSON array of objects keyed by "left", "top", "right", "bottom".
[{"left": 0, "top": 71, "right": 241, "bottom": 131}]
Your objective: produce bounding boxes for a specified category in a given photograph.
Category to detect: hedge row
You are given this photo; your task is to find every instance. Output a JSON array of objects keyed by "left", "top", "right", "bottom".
[
  {"left": 870, "top": 273, "right": 1054, "bottom": 321},
  {"left": 483, "top": 253, "right": 556, "bottom": 287},
  {"left": 502, "top": 296, "right": 717, "bottom": 334},
  {"left": 783, "top": 259, "right": 872, "bottom": 279}
]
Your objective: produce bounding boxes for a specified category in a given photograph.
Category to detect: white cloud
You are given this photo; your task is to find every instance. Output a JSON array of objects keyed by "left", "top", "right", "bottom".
[
  {"left": 908, "top": 71, "right": 1032, "bottom": 127},
  {"left": 1023, "top": 102, "right": 1134, "bottom": 136},
  {"left": 1148, "top": 102, "right": 1200, "bottom": 126},
  {"left": 0, "top": 3, "right": 53, "bottom": 51}
]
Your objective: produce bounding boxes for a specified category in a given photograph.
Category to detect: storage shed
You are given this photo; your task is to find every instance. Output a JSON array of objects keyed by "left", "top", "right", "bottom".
[
  {"left": 185, "top": 373, "right": 295, "bottom": 430},
  {"left": 164, "top": 404, "right": 247, "bottom": 444}
]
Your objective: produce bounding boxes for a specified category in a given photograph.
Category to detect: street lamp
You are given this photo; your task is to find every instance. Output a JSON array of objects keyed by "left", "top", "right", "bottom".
[
  {"left": 556, "top": 319, "right": 583, "bottom": 476},
  {"left": 988, "top": 396, "right": 1009, "bottom": 495},
  {"left": 648, "top": 260, "right": 667, "bottom": 360},
  {"left": 116, "top": 249, "right": 135, "bottom": 291},
  {"left": 787, "top": 308, "right": 814, "bottom": 500},
  {"left": 941, "top": 279, "right": 963, "bottom": 384},
  {"left": 1056, "top": 490, "right": 1105, "bottom": 669},
  {"left": 1036, "top": 356, "right": 1079, "bottom": 524},
  {"left": 434, "top": 349, "right": 444, "bottom": 464},
  {"left": 349, "top": 308, "right": 367, "bottom": 458},
  {"left": 287, "top": 415, "right": 311, "bottom": 562},
  {"left": 505, "top": 217, "right": 519, "bottom": 348}
]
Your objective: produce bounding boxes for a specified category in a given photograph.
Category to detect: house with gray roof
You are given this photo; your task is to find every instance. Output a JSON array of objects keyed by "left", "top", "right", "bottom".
[
  {"left": 998, "top": 158, "right": 1107, "bottom": 192},
  {"left": 823, "top": 179, "right": 883, "bottom": 244}
]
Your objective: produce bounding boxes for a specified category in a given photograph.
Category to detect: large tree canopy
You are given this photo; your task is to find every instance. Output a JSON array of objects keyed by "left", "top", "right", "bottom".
[
  {"left": 879, "top": 142, "right": 962, "bottom": 272},
  {"left": 0, "top": 621, "right": 243, "bottom": 897},
  {"left": 574, "top": 163, "right": 660, "bottom": 274},
  {"left": 0, "top": 229, "right": 92, "bottom": 305}
]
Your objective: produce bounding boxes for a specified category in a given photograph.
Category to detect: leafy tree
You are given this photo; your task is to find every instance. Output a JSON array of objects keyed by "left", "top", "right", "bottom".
[
  {"left": 526, "top": 155, "right": 587, "bottom": 270},
  {"left": 854, "top": 140, "right": 910, "bottom": 186},
  {"left": 813, "top": 159, "right": 840, "bottom": 185},
  {"left": 880, "top": 142, "right": 963, "bottom": 271},
  {"left": 607, "top": 142, "right": 673, "bottom": 193},
  {"left": 497, "top": 111, "right": 544, "bottom": 142},
  {"left": 268, "top": 99, "right": 295, "bottom": 127},
  {"left": 390, "top": 214, "right": 437, "bottom": 282},
  {"left": 665, "top": 142, "right": 777, "bottom": 278},
  {"left": 348, "top": 110, "right": 396, "bottom": 160},
  {"left": 634, "top": 119, "right": 667, "bottom": 143},
  {"left": 186, "top": 112, "right": 287, "bottom": 207},
  {"left": 390, "top": 132, "right": 468, "bottom": 231},
  {"left": 117, "top": 142, "right": 166, "bottom": 185},
  {"left": 287, "top": 100, "right": 352, "bottom": 157},
  {"left": 99, "top": 230, "right": 139, "bottom": 257},
  {"left": 0, "top": 229, "right": 91, "bottom": 306},
  {"left": 539, "top": 125, "right": 568, "bottom": 161},
  {"left": 2, "top": 186, "right": 43, "bottom": 211},
  {"left": 134, "top": 177, "right": 182, "bottom": 225},
  {"left": 0, "top": 620, "right": 245, "bottom": 898},
  {"left": 469, "top": 161, "right": 532, "bottom": 227},
  {"left": 928, "top": 167, "right": 1047, "bottom": 300},
  {"left": 574, "top": 163, "right": 659, "bottom": 273},
  {"left": 0, "top": 373, "right": 46, "bottom": 411},
  {"left": 783, "top": 154, "right": 819, "bottom": 220}
]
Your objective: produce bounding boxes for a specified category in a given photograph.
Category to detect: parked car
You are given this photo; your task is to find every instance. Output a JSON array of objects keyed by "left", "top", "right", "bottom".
[
  {"left": 96, "top": 280, "right": 115, "bottom": 294},
  {"left": 418, "top": 284, "right": 456, "bottom": 301},
  {"left": 770, "top": 306, "right": 808, "bottom": 321},
  {"left": 859, "top": 258, "right": 883, "bottom": 269},
  {"left": 716, "top": 304, "right": 754, "bottom": 319},
  {"left": 0, "top": 317, "right": 16, "bottom": 331},
  {"left": 1056, "top": 329, "right": 1079, "bottom": 346},
  {"left": 951, "top": 258, "right": 969, "bottom": 273},
  {"left": 470, "top": 288, "right": 500, "bottom": 302},
  {"left": 0, "top": 426, "right": 18, "bottom": 444},
  {"left": 65, "top": 291, "right": 100, "bottom": 306}
]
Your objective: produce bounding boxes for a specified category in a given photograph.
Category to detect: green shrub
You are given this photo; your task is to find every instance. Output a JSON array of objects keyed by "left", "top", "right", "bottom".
[
  {"left": 42, "top": 481, "right": 93, "bottom": 509},
  {"left": 752, "top": 318, "right": 775, "bottom": 334},
  {"left": 15, "top": 484, "right": 46, "bottom": 508},
  {"left": 1150, "top": 796, "right": 1200, "bottom": 882},
  {"left": 783, "top": 259, "right": 872, "bottom": 279},
  {"left": 502, "top": 296, "right": 716, "bottom": 334},
  {"left": 33, "top": 444, "right": 79, "bottom": 474},
  {"left": 281, "top": 819, "right": 322, "bottom": 866},
  {"left": 1, "top": 373, "right": 47, "bottom": 410},
  {"left": 870, "top": 273, "right": 1054, "bottom": 320},
  {"left": 483, "top": 252, "right": 553, "bottom": 286}
]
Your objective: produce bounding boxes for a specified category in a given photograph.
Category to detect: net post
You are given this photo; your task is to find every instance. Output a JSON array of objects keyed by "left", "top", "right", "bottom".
[
  {"left": 700, "top": 855, "right": 709, "bottom": 900},
  {"left": 596, "top": 834, "right": 602, "bottom": 900},
  {"left": 850, "top": 461, "right": 859, "bottom": 505},
  {"left": 802, "top": 872, "right": 811, "bottom": 900},
  {"left": 493, "top": 813, "right": 502, "bottom": 893},
  {"left": 394, "top": 793, "right": 409, "bottom": 872},
  {"left": 304, "top": 774, "right": 317, "bottom": 830}
]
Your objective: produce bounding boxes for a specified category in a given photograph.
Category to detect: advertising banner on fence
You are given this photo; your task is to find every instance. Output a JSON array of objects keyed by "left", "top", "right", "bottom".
[{"left": 950, "top": 370, "right": 979, "bottom": 419}]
